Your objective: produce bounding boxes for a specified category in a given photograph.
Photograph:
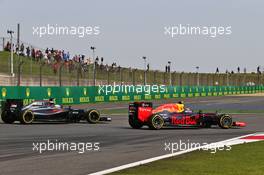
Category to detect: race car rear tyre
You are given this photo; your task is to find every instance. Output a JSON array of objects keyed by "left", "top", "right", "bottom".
[
  {"left": 129, "top": 117, "right": 143, "bottom": 129},
  {"left": 86, "top": 109, "right": 100, "bottom": 124},
  {"left": 148, "top": 114, "right": 164, "bottom": 130},
  {"left": 1, "top": 110, "right": 15, "bottom": 124},
  {"left": 218, "top": 115, "right": 232, "bottom": 129},
  {"left": 20, "top": 110, "right": 34, "bottom": 124}
]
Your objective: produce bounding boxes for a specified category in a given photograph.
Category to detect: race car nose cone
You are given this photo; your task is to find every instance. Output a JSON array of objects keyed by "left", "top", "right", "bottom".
[
  {"left": 233, "top": 122, "right": 246, "bottom": 127},
  {"left": 100, "top": 117, "right": 112, "bottom": 122}
]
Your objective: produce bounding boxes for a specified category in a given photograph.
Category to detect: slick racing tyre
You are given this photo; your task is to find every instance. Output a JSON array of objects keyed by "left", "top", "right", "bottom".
[
  {"left": 218, "top": 114, "right": 232, "bottom": 129},
  {"left": 1, "top": 110, "right": 15, "bottom": 124},
  {"left": 86, "top": 109, "right": 100, "bottom": 124},
  {"left": 148, "top": 114, "right": 164, "bottom": 130},
  {"left": 20, "top": 110, "right": 34, "bottom": 124},
  {"left": 129, "top": 117, "right": 143, "bottom": 129}
]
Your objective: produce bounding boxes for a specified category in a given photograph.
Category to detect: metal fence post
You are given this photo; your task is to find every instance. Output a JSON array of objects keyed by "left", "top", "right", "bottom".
[
  {"left": 77, "top": 63, "right": 81, "bottom": 86},
  {"left": 133, "top": 69, "right": 136, "bottom": 85},
  {"left": 163, "top": 72, "right": 166, "bottom": 84},
  {"left": 186, "top": 73, "right": 190, "bottom": 86},
  {"left": 171, "top": 71, "right": 175, "bottom": 86},
  {"left": 86, "top": 65, "right": 89, "bottom": 86},
  {"left": 258, "top": 73, "right": 261, "bottom": 86},
  {"left": 196, "top": 72, "right": 199, "bottom": 86},
  {"left": 2, "top": 37, "right": 4, "bottom": 51},
  {"left": 17, "top": 61, "right": 24, "bottom": 86},
  {"left": 120, "top": 68, "right": 123, "bottom": 85},
  {"left": 39, "top": 62, "right": 44, "bottom": 86},
  {"left": 179, "top": 72, "right": 183, "bottom": 86},
  {"left": 59, "top": 64, "right": 63, "bottom": 87},
  {"left": 153, "top": 71, "right": 156, "bottom": 84}
]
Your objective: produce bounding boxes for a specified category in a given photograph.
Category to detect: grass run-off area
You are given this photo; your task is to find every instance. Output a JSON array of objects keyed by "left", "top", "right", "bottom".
[{"left": 111, "top": 141, "right": 264, "bottom": 175}]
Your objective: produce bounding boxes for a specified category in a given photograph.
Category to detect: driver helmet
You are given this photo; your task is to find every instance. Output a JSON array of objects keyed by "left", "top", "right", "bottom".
[
  {"left": 49, "top": 98, "right": 55, "bottom": 105},
  {"left": 178, "top": 101, "right": 184, "bottom": 104}
]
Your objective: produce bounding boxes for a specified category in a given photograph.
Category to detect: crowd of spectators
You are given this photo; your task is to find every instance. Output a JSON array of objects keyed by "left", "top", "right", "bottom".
[
  {"left": 4, "top": 41, "right": 123, "bottom": 75},
  {"left": 6, "top": 41, "right": 261, "bottom": 76}
]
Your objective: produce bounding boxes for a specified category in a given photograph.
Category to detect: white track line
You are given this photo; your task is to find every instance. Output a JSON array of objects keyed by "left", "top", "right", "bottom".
[{"left": 88, "top": 133, "right": 260, "bottom": 175}]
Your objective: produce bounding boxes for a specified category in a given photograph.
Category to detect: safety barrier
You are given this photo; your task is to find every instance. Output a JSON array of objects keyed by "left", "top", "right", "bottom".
[{"left": 0, "top": 86, "right": 263, "bottom": 105}]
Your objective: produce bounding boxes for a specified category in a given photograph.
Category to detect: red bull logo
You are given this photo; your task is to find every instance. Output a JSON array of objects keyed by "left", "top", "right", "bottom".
[{"left": 171, "top": 116, "right": 197, "bottom": 125}]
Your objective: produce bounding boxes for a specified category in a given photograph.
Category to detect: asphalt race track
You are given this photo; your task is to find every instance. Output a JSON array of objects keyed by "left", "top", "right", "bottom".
[{"left": 0, "top": 96, "right": 263, "bottom": 175}]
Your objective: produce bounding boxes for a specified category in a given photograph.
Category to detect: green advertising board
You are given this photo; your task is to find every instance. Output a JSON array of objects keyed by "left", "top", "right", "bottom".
[{"left": 0, "top": 85, "right": 263, "bottom": 105}]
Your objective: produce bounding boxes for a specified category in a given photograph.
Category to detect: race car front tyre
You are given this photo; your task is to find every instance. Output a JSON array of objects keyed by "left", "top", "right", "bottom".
[
  {"left": 20, "top": 110, "right": 34, "bottom": 124},
  {"left": 86, "top": 109, "right": 100, "bottom": 124},
  {"left": 1, "top": 110, "right": 15, "bottom": 124},
  {"left": 148, "top": 114, "right": 164, "bottom": 130},
  {"left": 128, "top": 117, "right": 143, "bottom": 129},
  {"left": 218, "top": 114, "right": 232, "bottom": 129}
]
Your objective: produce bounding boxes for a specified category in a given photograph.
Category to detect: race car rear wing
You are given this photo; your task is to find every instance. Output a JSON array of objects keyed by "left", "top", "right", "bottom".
[
  {"left": 129, "top": 102, "right": 153, "bottom": 122},
  {"left": 1, "top": 99, "right": 24, "bottom": 113}
]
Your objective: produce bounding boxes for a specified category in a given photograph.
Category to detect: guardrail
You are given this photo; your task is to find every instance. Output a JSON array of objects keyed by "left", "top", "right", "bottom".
[{"left": 0, "top": 86, "right": 263, "bottom": 105}]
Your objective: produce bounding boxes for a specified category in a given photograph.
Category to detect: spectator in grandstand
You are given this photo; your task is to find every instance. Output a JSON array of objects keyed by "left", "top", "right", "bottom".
[
  {"left": 45, "top": 48, "right": 49, "bottom": 55},
  {"left": 95, "top": 56, "right": 99, "bottom": 65},
  {"left": 4, "top": 42, "right": 11, "bottom": 51},
  {"left": 20, "top": 43, "right": 25, "bottom": 56},
  {"left": 85, "top": 57, "right": 92, "bottom": 64},
  {"left": 257, "top": 66, "right": 261, "bottom": 74},
  {"left": 31, "top": 47, "right": 35, "bottom": 58},
  {"left": 15, "top": 44, "right": 19, "bottom": 54},
  {"left": 35, "top": 50, "right": 43, "bottom": 61},
  {"left": 111, "top": 62, "right": 117, "bottom": 68},
  {"left": 243, "top": 68, "right": 247, "bottom": 74},
  {"left": 216, "top": 67, "right": 219, "bottom": 74},
  {"left": 81, "top": 55, "right": 85, "bottom": 63},
  {"left": 51, "top": 48, "right": 54, "bottom": 54},
  {"left": 26, "top": 46, "right": 30, "bottom": 57},
  {"left": 66, "top": 52, "right": 70, "bottom": 61}
]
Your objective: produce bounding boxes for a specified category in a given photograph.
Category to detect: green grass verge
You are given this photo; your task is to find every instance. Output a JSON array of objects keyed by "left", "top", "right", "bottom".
[{"left": 111, "top": 141, "right": 264, "bottom": 175}]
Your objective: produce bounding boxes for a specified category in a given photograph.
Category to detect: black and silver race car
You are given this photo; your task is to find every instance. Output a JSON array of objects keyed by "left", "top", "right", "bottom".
[{"left": 1, "top": 99, "right": 111, "bottom": 124}]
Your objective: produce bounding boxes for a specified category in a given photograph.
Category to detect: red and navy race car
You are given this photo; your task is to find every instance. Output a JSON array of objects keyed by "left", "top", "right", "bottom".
[
  {"left": 128, "top": 102, "right": 246, "bottom": 130},
  {"left": 1, "top": 99, "right": 111, "bottom": 124}
]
